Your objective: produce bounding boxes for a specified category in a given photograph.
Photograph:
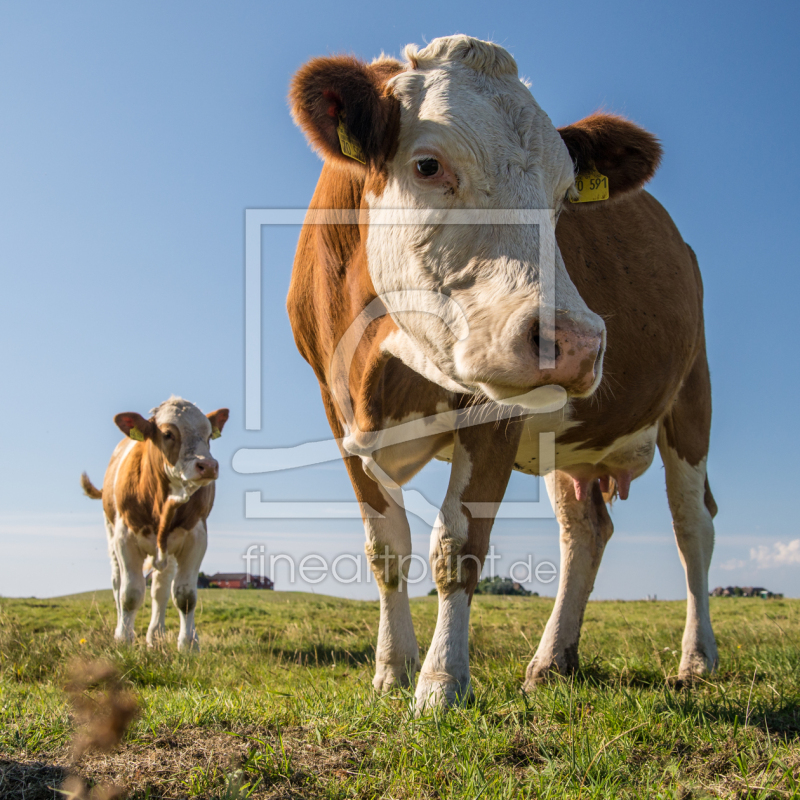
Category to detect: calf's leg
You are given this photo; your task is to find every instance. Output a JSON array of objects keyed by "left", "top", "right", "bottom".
[
  {"left": 147, "top": 556, "right": 177, "bottom": 646},
  {"left": 113, "top": 522, "right": 146, "bottom": 643},
  {"left": 172, "top": 522, "right": 207, "bottom": 651},
  {"left": 524, "top": 472, "right": 613, "bottom": 688},
  {"left": 415, "top": 421, "right": 519, "bottom": 712}
]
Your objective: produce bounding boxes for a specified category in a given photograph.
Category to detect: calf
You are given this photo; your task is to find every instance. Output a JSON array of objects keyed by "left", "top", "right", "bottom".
[{"left": 81, "top": 396, "right": 229, "bottom": 649}]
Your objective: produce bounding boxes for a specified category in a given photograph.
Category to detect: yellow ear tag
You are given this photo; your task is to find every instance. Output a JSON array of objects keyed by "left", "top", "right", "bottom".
[
  {"left": 570, "top": 168, "right": 609, "bottom": 203},
  {"left": 130, "top": 427, "right": 145, "bottom": 442},
  {"left": 211, "top": 427, "right": 221, "bottom": 440},
  {"left": 336, "top": 115, "right": 366, "bottom": 164}
]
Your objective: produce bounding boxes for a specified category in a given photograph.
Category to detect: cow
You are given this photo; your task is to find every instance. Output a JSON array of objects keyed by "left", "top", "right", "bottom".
[
  {"left": 81, "top": 396, "right": 229, "bottom": 650},
  {"left": 287, "top": 35, "right": 717, "bottom": 710}
]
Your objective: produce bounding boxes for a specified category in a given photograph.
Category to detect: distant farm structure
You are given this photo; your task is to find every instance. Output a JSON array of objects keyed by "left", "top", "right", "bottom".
[
  {"left": 198, "top": 572, "right": 274, "bottom": 590},
  {"left": 710, "top": 586, "right": 783, "bottom": 598}
]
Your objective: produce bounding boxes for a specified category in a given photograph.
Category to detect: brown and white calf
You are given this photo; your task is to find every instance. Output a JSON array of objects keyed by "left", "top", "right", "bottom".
[
  {"left": 288, "top": 36, "right": 717, "bottom": 709},
  {"left": 81, "top": 396, "right": 229, "bottom": 649}
]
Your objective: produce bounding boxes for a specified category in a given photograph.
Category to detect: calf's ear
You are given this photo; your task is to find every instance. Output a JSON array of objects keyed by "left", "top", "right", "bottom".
[
  {"left": 114, "top": 412, "right": 155, "bottom": 441},
  {"left": 207, "top": 408, "right": 230, "bottom": 439},
  {"left": 289, "top": 56, "right": 402, "bottom": 168},
  {"left": 558, "top": 113, "right": 663, "bottom": 199}
]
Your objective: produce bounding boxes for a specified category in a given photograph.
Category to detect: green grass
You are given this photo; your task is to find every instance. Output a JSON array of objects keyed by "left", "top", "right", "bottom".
[{"left": 1, "top": 590, "right": 799, "bottom": 798}]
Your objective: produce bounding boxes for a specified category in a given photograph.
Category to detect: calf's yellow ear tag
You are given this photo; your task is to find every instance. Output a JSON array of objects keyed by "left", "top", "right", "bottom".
[
  {"left": 211, "top": 427, "right": 222, "bottom": 440},
  {"left": 570, "top": 168, "right": 609, "bottom": 203},
  {"left": 336, "top": 114, "right": 366, "bottom": 164},
  {"left": 130, "top": 427, "right": 145, "bottom": 441}
]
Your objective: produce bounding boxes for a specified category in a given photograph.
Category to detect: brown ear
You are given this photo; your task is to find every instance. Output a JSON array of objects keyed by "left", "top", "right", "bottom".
[
  {"left": 114, "top": 412, "right": 155, "bottom": 441},
  {"left": 289, "top": 56, "right": 402, "bottom": 168},
  {"left": 558, "top": 113, "right": 662, "bottom": 199},
  {"left": 207, "top": 408, "right": 230, "bottom": 436}
]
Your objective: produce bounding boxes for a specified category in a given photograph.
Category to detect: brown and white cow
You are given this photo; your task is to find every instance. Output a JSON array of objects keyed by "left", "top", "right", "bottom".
[
  {"left": 81, "top": 396, "right": 229, "bottom": 649},
  {"left": 288, "top": 36, "right": 717, "bottom": 710}
]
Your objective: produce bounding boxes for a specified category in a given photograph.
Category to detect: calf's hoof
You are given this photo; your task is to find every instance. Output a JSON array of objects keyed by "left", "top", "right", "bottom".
[
  {"left": 414, "top": 671, "right": 473, "bottom": 714},
  {"left": 177, "top": 635, "right": 200, "bottom": 652},
  {"left": 372, "top": 659, "right": 419, "bottom": 693}
]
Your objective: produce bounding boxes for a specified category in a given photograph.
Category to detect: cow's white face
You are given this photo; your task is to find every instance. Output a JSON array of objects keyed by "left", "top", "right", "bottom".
[{"left": 364, "top": 37, "right": 606, "bottom": 403}]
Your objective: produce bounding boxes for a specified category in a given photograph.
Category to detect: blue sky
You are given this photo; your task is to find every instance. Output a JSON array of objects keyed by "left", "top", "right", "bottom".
[{"left": 1, "top": 1, "right": 798, "bottom": 600}]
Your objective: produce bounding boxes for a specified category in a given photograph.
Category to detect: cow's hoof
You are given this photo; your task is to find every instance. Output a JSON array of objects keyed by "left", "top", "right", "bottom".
[
  {"left": 414, "top": 672, "right": 473, "bottom": 713},
  {"left": 177, "top": 636, "right": 200, "bottom": 652},
  {"left": 677, "top": 648, "right": 717, "bottom": 685},
  {"left": 372, "top": 659, "right": 419, "bottom": 692},
  {"left": 114, "top": 630, "right": 135, "bottom": 645}
]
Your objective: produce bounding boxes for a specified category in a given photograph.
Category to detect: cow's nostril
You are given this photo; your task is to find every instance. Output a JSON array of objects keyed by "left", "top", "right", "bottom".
[{"left": 529, "top": 322, "right": 560, "bottom": 362}]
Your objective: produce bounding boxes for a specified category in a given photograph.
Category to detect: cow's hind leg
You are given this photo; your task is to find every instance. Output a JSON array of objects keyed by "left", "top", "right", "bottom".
[
  {"left": 658, "top": 354, "right": 718, "bottom": 680},
  {"left": 524, "top": 472, "right": 613, "bottom": 688},
  {"left": 147, "top": 556, "right": 177, "bottom": 646},
  {"left": 415, "top": 420, "right": 520, "bottom": 712}
]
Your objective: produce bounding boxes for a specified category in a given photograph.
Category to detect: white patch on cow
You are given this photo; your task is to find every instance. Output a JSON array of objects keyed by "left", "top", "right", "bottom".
[
  {"left": 416, "top": 442, "right": 473, "bottom": 710},
  {"left": 381, "top": 328, "right": 468, "bottom": 393},
  {"left": 365, "top": 36, "right": 605, "bottom": 402},
  {"left": 657, "top": 438, "right": 718, "bottom": 678},
  {"left": 415, "top": 588, "right": 472, "bottom": 711},
  {"left": 364, "top": 482, "right": 421, "bottom": 691}
]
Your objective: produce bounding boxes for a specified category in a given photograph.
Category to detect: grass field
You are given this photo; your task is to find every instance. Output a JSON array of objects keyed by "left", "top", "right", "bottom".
[{"left": 1, "top": 589, "right": 799, "bottom": 799}]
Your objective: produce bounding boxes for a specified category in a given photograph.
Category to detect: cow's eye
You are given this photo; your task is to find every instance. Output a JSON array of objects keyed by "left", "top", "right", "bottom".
[
  {"left": 416, "top": 158, "right": 441, "bottom": 178},
  {"left": 163, "top": 431, "right": 173, "bottom": 440}
]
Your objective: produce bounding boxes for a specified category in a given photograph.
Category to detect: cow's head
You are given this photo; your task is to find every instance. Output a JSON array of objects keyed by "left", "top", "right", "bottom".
[
  {"left": 291, "top": 36, "right": 661, "bottom": 405},
  {"left": 115, "top": 397, "right": 229, "bottom": 498}
]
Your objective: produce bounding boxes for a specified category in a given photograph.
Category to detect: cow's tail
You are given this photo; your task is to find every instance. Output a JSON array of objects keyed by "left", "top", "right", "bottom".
[{"left": 81, "top": 473, "right": 103, "bottom": 500}]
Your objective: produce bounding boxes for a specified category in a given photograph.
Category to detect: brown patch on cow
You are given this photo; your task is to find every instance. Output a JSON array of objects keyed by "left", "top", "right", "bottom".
[
  {"left": 433, "top": 419, "right": 522, "bottom": 598},
  {"left": 206, "top": 407, "right": 230, "bottom": 435},
  {"left": 289, "top": 55, "right": 402, "bottom": 170},
  {"left": 704, "top": 476, "right": 718, "bottom": 518},
  {"left": 99, "top": 435, "right": 215, "bottom": 545},
  {"left": 558, "top": 113, "right": 662, "bottom": 200},
  {"left": 660, "top": 342, "right": 713, "bottom": 468},
  {"left": 556, "top": 191, "right": 706, "bottom": 454},
  {"left": 155, "top": 423, "right": 181, "bottom": 466}
]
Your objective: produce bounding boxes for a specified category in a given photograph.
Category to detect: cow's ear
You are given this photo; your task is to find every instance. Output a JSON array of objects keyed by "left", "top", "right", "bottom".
[
  {"left": 558, "top": 113, "right": 663, "bottom": 199},
  {"left": 114, "top": 412, "right": 155, "bottom": 441},
  {"left": 289, "top": 56, "right": 402, "bottom": 168},
  {"left": 206, "top": 408, "right": 229, "bottom": 439}
]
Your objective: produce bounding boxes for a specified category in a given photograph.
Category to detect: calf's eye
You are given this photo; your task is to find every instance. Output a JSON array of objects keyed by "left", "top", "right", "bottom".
[{"left": 416, "top": 158, "right": 441, "bottom": 178}]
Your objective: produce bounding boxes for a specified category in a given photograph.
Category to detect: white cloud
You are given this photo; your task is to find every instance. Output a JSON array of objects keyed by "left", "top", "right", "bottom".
[
  {"left": 719, "top": 558, "right": 745, "bottom": 571},
  {"left": 750, "top": 539, "right": 800, "bottom": 569}
]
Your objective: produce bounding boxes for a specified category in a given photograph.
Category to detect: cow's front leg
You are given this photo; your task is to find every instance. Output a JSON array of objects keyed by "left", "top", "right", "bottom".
[
  {"left": 525, "top": 471, "right": 613, "bottom": 688},
  {"left": 172, "top": 522, "right": 207, "bottom": 651},
  {"left": 342, "top": 459, "right": 419, "bottom": 691},
  {"left": 415, "top": 421, "right": 520, "bottom": 712},
  {"left": 147, "top": 556, "right": 177, "bottom": 646},
  {"left": 113, "top": 523, "right": 146, "bottom": 643}
]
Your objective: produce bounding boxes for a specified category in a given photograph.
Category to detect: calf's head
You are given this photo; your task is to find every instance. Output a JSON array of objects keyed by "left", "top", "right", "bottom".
[
  {"left": 115, "top": 397, "right": 229, "bottom": 498},
  {"left": 291, "top": 36, "right": 661, "bottom": 404}
]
